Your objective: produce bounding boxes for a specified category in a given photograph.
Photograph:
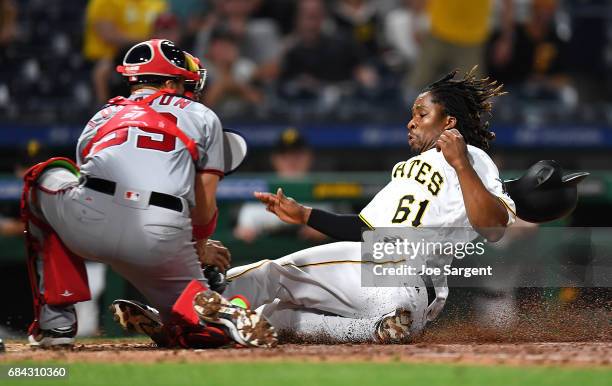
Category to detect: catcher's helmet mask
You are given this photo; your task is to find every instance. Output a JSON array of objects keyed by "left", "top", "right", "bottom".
[
  {"left": 117, "top": 39, "right": 200, "bottom": 85},
  {"left": 184, "top": 52, "right": 207, "bottom": 95},
  {"left": 504, "top": 160, "right": 589, "bottom": 223}
]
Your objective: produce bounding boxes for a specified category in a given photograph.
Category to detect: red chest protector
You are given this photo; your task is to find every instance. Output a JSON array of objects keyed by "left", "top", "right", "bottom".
[{"left": 81, "top": 89, "right": 200, "bottom": 162}]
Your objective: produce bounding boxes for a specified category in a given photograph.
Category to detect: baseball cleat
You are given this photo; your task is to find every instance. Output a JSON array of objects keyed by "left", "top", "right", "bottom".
[
  {"left": 110, "top": 299, "right": 168, "bottom": 346},
  {"left": 28, "top": 325, "right": 76, "bottom": 349},
  {"left": 193, "top": 290, "right": 277, "bottom": 348},
  {"left": 374, "top": 308, "right": 413, "bottom": 344}
]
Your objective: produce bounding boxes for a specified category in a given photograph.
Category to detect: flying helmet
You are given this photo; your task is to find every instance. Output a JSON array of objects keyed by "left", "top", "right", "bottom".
[{"left": 504, "top": 160, "right": 589, "bottom": 223}]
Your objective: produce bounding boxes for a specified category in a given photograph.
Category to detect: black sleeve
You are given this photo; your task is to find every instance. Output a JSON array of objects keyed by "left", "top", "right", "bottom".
[{"left": 306, "top": 208, "right": 368, "bottom": 242}]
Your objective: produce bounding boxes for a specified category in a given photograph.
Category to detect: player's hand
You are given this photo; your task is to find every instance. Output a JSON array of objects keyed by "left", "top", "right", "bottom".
[
  {"left": 196, "top": 239, "right": 231, "bottom": 273},
  {"left": 254, "top": 188, "right": 311, "bottom": 225},
  {"left": 436, "top": 129, "right": 469, "bottom": 170}
]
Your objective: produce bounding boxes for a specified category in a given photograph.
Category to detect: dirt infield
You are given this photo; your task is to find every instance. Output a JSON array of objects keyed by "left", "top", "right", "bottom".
[
  {"left": 2, "top": 340, "right": 610, "bottom": 368},
  {"left": 2, "top": 295, "right": 609, "bottom": 368}
]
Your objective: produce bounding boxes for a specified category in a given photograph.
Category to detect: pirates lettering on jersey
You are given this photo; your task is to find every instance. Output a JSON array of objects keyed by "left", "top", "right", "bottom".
[
  {"left": 361, "top": 147, "right": 516, "bottom": 230},
  {"left": 392, "top": 159, "right": 444, "bottom": 196}
]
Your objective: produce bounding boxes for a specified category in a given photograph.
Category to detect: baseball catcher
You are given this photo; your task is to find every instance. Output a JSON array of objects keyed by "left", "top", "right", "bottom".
[{"left": 22, "top": 39, "right": 276, "bottom": 349}]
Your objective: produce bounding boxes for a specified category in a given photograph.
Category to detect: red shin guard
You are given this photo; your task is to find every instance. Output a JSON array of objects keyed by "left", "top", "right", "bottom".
[
  {"left": 164, "top": 280, "right": 231, "bottom": 348},
  {"left": 41, "top": 232, "right": 91, "bottom": 306},
  {"left": 21, "top": 157, "right": 89, "bottom": 333}
]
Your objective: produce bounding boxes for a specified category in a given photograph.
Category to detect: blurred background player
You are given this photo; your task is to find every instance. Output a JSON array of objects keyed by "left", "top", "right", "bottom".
[
  {"left": 193, "top": 0, "right": 282, "bottom": 88},
  {"left": 103, "top": 12, "right": 185, "bottom": 105},
  {"left": 486, "top": 0, "right": 576, "bottom": 109},
  {"left": 0, "top": 141, "right": 44, "bottom": 238},
  {"left": 407, "top": 0, "right": 514, "bottom": 92},
  {"left": 199, "top": 26, "right": 264, "bottom": 117},
  {"left": 84, "top": 0, "right": 167, "bottom": 104},
  {"left": 382, "top": 0, "right": 429, "bottom": 75},
  {"left": 278, "top": 0, "right": 380, "bottom": 115},
  {"left": 234, "top": 128, "right": 328, "bottom": 243},
  {"left": 0, "top": 0, "right": 17, "bottom": 48}
]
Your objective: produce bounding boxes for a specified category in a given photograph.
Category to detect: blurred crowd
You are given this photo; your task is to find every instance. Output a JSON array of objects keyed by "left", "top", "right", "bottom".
[{"left": 0, "top": 0, "right": 611, "bottom": 125}]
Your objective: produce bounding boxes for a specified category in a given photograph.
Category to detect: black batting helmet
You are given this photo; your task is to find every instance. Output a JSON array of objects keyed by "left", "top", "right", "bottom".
[{"left": 504, "top": 160, "right": 589, "bottom": 223}]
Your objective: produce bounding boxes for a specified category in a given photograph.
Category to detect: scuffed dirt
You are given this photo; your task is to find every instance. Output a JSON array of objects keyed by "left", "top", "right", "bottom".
[
  {"left": 2, "top": 292, "right": 608, "bottom": 368},
  {"left": 1, "top": 340, "right": 610, "bottom": 368}
]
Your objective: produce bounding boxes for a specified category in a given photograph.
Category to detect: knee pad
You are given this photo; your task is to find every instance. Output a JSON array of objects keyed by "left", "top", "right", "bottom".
[{"left": 21, "top": 157, "right": 79, "bottom": 215}]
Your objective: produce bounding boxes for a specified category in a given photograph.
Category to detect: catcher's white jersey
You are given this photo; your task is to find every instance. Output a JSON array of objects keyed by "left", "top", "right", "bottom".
[
  {"left": 76, "top": 89, "right": 224, "bottom": 206},
  {"left": 359, "top": 145, "right": 516, "bottom": 234}
]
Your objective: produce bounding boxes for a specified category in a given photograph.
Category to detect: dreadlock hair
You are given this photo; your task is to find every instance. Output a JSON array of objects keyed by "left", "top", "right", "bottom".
[{"left": 424, "top": 66, "right": 506, "bottom": 151}]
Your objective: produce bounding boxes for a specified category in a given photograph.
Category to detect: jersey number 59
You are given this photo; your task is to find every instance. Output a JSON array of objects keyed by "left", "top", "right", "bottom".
[
  {"left": 391, "top": 195, "right": 430, "bottom": 227},
  {"left": 90, "top": 112, "right": 179, "bottom": 156}
]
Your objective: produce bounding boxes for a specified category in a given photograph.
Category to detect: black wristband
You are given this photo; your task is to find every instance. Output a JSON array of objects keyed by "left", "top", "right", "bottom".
[{"left": 306, "top": 208, "right": 367, "bottom": 241}]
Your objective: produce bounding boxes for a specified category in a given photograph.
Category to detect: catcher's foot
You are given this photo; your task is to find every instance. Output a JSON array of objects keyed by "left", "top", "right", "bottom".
[
  {"left": 374, "top": 308, "right": 413, "bottom": 344},
  {"left": 110, "top": 300, "right": 168, "bottom": 346},
  {"left": 28, "top": 325, "right": 76, "bottom": 349},
  {"left": 193, "top": 290, "right": 277, "bottom": 348}
]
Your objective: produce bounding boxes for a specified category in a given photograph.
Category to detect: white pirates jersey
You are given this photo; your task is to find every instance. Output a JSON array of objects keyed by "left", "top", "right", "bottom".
[
  {"left": 76, "top": 89, "right": 224, "bottom": 206},
  {"left": 359, "top": 145, "right": 516, "bottom": 237}
]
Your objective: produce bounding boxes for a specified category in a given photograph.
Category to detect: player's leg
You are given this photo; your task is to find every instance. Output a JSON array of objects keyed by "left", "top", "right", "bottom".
[
  {"left": 107, "top": 207, "right": 276, "bottom": 348},
  {"left": 226, "top": 242, "right": 429, "bottom": 322},
  {"left": 225, "top": 242, "right": 370, "bottom": 316},
  {"left": 225, "top": 241, "right": 430, "bottom": 342},
  {"left": 110, "top": 236, "right": 206, "bottom": 323},
  {"left": 22, "top": 160, "right": 93, "bottom": 347},
  {"left": 260, "top": 284, "right": 428, "bottom": 343},
  {"left": 407, "top": 33, "right": 447, "bottom": 91},
  {"left": 449, "top": 42, "right": 484, "bottom": 77},
  {"left": 25, "top": 162, "right": 203, "bottom": 346},
  {"left": 262, "top": 306, "right": 382, "bottom": 343}
]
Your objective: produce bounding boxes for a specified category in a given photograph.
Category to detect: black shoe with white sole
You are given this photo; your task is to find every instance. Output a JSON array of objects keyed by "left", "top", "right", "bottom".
[
  {"left": 193, "top": 290, "right": 278, "bottom": 348},
  {"left": 28, "top": 325, "right": 76, "bottom": 348},
  {"left": 110, "top": 299, "right": 169, "bottom": 346}
]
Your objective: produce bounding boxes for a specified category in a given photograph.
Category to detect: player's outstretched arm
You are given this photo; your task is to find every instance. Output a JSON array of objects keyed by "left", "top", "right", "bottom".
[
  {"left": 437, "top": 129, "right": 508, "bottom": 241},
  {"left": 254, "top": 188, "right": 364, "bottom": 241},
  {"left": 254, "top": 188, "right": 311, "bottom": 225}
]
